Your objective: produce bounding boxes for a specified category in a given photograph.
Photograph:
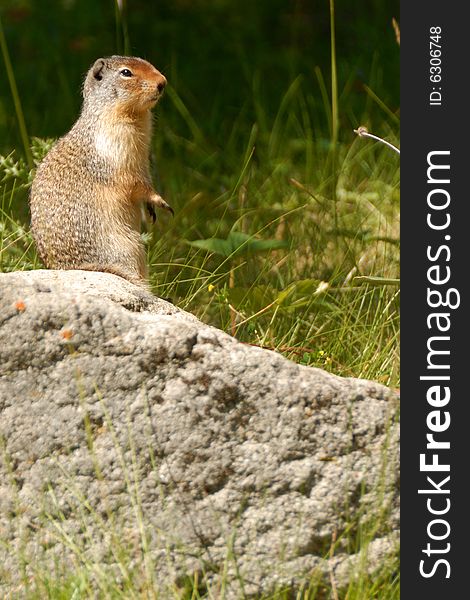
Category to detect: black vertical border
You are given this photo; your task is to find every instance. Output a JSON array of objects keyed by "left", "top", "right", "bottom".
[{"left": 401, "top": 3, "right": 468, "bottom": 597}]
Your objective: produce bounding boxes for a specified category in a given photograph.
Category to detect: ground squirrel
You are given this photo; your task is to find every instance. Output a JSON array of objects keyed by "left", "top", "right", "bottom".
[{"left": 30, "top": 55, "right": 172, "bottom": 288}]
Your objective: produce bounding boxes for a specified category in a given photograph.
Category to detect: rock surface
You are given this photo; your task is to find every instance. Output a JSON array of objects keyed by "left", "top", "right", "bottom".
[{"left": 0, "top": 270, "right": 399, "bottom": 597}]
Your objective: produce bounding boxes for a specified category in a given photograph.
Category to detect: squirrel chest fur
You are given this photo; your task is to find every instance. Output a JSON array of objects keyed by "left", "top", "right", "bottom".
[{"left": 30, "top": 55, "right": 172, "bottom": 288}]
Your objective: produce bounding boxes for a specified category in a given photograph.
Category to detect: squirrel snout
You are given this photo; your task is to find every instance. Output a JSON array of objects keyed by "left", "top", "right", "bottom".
[{"left": 156, "top": 75, "right": 167, "bottom": 94}]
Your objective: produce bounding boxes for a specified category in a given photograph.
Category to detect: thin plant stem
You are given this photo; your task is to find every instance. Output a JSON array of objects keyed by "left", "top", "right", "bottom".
[
  {"left": 328, "top": 0, "right": 339, "bottom": 231},
  {"left": 114, "top": 0, "right": 131, "bottom": 55},
  {"left": 354, "top": 127, "right": 400, "bottom": 155},
  {"left": 329, "top": 0, "right": 338, "bottom": 147},
  {"left": 0, "top": 16, "right": 33, "bottom": 169}
]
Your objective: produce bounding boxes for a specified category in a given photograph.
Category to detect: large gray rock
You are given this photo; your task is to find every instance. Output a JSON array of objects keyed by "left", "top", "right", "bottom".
[{"left": 0, "top": 270, "right": 399, "bottom": 598}]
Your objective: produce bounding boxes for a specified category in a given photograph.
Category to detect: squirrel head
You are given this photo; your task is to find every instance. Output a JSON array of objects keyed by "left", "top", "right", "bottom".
[{"left": 82, "top": 56, "right": 167, "bottom": 116}]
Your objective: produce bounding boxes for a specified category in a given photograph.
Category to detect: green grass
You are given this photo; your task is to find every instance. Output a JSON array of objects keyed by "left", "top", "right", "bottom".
[
  {"left": 145, "top": 76, "right": 399, "bottom": 385},
  {"left": 0, "top": 1, "right": 399, "bottom": 597}
]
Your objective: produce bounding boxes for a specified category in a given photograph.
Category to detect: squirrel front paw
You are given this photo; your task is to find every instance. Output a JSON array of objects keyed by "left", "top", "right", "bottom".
[{"left": 148, "top": 192, "right": 174, "bottom": 220}]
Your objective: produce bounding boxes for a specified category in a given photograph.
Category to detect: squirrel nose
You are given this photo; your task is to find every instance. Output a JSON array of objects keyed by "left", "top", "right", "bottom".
[{"left": 156, "top": 75, "right": 167, "bottom": 94}]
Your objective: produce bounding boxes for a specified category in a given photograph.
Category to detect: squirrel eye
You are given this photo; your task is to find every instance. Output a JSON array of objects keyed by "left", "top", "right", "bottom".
[{"left": 119, "top": 68, "right": 133, "bottom": 78}]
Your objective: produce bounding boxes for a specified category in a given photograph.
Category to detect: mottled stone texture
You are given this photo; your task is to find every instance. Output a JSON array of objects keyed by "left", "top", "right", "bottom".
[{"left": 0, "top": 270, "right": 399, "bottom": 597}]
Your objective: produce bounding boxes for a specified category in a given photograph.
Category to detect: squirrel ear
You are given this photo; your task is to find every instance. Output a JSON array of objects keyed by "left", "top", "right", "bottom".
[
  {"left": 91, "top": 59, "right": 106, "bottom": 81},
  {"left": 82, "top": 58, "right": 106, "bottom": 98}
]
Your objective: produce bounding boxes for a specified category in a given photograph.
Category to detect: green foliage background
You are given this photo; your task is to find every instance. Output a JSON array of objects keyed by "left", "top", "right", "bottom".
[{"left": 1, "top": 0, "right": 398, "bottom": 148}]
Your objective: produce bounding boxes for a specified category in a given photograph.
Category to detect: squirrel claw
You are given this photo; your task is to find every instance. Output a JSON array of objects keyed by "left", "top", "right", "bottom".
[
  {"left": 146, "top": 203, "right": 157, "bottom": 224},
  {"left": 153, "top": 194, "right": 174, "bottom": 217}
]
